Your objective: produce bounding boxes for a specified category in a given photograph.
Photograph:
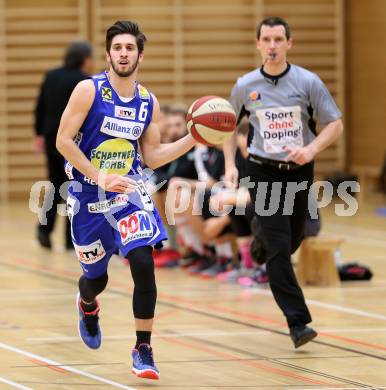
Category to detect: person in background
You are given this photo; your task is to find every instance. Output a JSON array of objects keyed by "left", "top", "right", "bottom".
[
  {"left": 34, "top": 41, "right": 93, "bottom": 249},
  {"left": 150, "top": 106, "right": 198, "bottom": 266}
]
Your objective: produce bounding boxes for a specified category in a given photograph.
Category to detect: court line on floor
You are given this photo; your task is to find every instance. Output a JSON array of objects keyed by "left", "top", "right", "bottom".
[
  {"left": 0, "top": 258, "right": 348, "bottom": 388},
  {"left": 155, "top": 332, "right": 336, "bottom": 387},
  {"left": 237, "top": 288, "right": 386, "bottom": 323},
  {"left": 3, "top": 255, "right": 386, "bottom": 358},
  {"left": 207, "top": 304, "right": 386, "bottom": 353},
  {"left": 2, "top": 257, "right": 386, "bottom": 359},
  {"left": 0, "top": 376, "right": 33, "bottom": 390},
  {"left": 1, "top": 262, "right": 383, "bottom": 389},
  {"left": 297, "top": 388, "right": 385, "bottom": 390},
  {"left": 0, "top": 342, "right": 136, "bottom": 390},
  {"left": 306, "top": 300, "right": 386, "bottom": 322},
  {"left": 6, "top": 253, "right": 386, "bottom": 324},
  {"left": 177, "top": 334, "right": 371, "bottom": 389},
  {"left": 25, "top": 327, "right": 386, "bottom": 344},
  {"left": 12, "top": 355, "right": 363, "bottom": 369},
  {"left": 27, "top": 330, "right": 270, "bottom": 342}
]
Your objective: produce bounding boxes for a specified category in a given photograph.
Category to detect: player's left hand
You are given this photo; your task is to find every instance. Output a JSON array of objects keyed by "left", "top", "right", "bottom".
[
  {"left": 283, "top": 145, "right": 316, "bottom": 165},
  {"left": 209, "top": 191, "right": 234, "bottom": 212}
]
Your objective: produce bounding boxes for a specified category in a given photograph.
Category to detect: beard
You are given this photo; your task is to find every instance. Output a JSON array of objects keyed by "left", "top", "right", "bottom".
[{"left": 110, "top": 54, "right": 140, "bottom": 77}]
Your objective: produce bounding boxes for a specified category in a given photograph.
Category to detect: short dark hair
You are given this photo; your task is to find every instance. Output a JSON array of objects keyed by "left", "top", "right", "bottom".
[
  {"left": 169, "top": 106, "right": 187, "bottom": 117},
  {"left": 106, "top": 20, "right": 147, "bottom": 53},
  {"left": 256, "top": 17, "right": 291, "bottom": 40},
  {"left": 160, "top": 105, "right": 172, "bottom": 115},
  {"left": 64, "top": 41, "right": 92, "bottom": 69}
]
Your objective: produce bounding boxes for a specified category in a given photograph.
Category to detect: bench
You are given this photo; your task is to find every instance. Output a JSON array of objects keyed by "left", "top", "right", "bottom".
[{"left": 296, "top": 237, "right": 343, "bottom": 286}]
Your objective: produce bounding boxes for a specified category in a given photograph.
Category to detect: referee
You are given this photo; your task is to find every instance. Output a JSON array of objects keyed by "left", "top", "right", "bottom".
[{"left": 224, "top": 17, "right": 343, "bottom": 348}]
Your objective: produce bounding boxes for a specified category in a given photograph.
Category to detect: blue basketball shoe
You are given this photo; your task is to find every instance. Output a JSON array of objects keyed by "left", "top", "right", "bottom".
[
  {"left": 76, "top": 292, "right": 101, "bottom": 349},
  {"left": 131, "top": 343, "right": 160, "bottom": 380}
]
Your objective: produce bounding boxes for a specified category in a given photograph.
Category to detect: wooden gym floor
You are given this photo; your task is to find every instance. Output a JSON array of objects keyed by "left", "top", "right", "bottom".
[{"left": 0, "top": 198, "right": 385, "bottom": 390}]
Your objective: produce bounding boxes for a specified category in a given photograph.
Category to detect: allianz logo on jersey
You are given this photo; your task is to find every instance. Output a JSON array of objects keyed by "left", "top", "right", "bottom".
[
  {"left": 114, "top": 105, "right": 136, "bottom": 120},
  {"left": 100, "top": 116, "right": 144, "bottom": 140}
]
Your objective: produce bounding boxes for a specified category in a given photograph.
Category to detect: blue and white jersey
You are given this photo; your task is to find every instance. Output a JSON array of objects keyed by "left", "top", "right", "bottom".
[
  {"left": 64, "top": 72, "right": 167, "bottom": 275},
  {"left": 65, "top": 71, "right": 154, "bottom": 188}
]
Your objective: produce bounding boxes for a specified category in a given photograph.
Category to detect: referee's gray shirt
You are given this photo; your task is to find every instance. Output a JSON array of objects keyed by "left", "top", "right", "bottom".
[{"left": 229, "top": 64, "right": 341, "bottom": 161}]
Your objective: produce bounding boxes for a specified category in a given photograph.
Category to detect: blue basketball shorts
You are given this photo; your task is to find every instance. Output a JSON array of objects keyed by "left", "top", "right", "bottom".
[{"left": 67, "top": 185, "right": 167, "bottom": 279}]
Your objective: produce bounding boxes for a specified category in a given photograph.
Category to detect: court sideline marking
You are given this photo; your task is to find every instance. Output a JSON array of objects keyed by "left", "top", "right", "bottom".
[
  {"left": 4, "top": 254, "right": 386, "bottom": 323},
  {"left": 2, "top": 255, "right": 386, "bottom": 359},
  {"left": 0, "top": 342, "right": 136, "bottom": 390},
  {"left": 1, "top": 256, "right": 385, "bottom": 386},
  {"left": 0, "top": 376, "right": 33, "bottom": 390}
]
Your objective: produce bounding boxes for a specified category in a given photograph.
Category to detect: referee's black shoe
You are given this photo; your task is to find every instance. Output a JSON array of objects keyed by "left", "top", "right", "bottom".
[
  {"left": 290, "top": 325, "right": 317, "bottom": 348},
  {"left": 37, "top": 229, "right": 52, "bottom": 249}
]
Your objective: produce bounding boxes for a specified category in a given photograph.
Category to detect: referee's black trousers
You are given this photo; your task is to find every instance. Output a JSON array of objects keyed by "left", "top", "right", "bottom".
[{"left": 247, "top": 158, "right": 313, "bottom": 328}]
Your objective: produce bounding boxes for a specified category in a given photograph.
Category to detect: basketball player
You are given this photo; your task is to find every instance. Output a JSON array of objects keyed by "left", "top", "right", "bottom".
[
  {"left": 56, "top": 21, "right": 196, "bottom": 379},
  {"left": 224, "top": 17, "right": 343, "bottom": 348}
]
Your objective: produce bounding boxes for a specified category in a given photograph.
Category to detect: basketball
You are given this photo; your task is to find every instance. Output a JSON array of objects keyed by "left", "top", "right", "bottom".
[{"left": 186, "top": 96, "right": 237, "bottom": 145}]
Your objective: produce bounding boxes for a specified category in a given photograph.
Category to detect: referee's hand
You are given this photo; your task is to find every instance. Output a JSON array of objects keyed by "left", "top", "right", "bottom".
[
  {"left": 283, "top": 145, "right": 316, "bottom": 165},
  {"left": 224, "top": 166, "right": 239, "bottom": 189}
]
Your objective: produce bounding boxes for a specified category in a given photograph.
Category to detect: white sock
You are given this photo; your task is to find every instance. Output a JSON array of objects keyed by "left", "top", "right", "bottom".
[
  {"left": 214, "top": 241, "right": 233, "bottom": 259},
  {"left": 175, "top": 216, "right": 204, "bottom": 254}
]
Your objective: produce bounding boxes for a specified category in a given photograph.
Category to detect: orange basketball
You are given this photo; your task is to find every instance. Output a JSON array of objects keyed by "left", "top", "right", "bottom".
[{"left": 186, "top": 96, "right": 237, "bottom": 145}]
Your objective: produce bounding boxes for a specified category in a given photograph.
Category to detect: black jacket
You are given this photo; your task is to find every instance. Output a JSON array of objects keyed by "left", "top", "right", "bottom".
[{"left": 35, "top": 66, "right": 86, "bottom": 147}]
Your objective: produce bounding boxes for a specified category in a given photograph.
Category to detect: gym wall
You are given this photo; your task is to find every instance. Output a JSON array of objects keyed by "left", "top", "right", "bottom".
[{"left": 1, "top": 0, "right": 381, "bottom": 200}]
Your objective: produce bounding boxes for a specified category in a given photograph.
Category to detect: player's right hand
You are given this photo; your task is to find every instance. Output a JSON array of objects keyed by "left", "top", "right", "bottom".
[
  {"left": 97, "top": 173, "right": 138, "bottom": 194},
  {"left": 224, "top": 166, "right": 239, "bottom": 189}
]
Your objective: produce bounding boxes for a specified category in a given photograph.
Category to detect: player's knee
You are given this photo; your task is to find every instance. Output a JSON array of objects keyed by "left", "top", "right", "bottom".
[
  {"left": 127, "top": 246, "right": 157, "bottom": 319},
  {"left": 202, "top": 222, "right": 219, "bottom": 243},
  {"left": 126, "top": 246, "right": 156, "bottom": 292},
  {"left": 78, "top": 272, "right": 108, "bottom": 302},
  {"left": 133, "top": 287, "right": 157, "bottom": 319}
]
